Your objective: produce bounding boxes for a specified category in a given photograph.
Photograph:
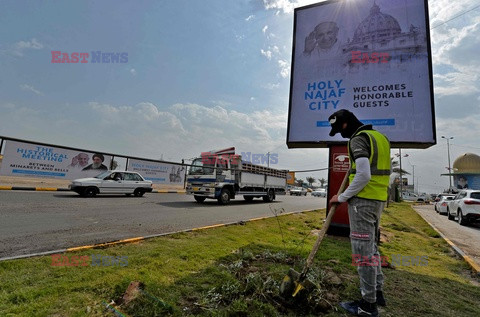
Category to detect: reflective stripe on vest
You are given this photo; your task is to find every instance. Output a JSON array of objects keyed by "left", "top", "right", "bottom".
[{"left": 348, "top": 130, "right": 391, "bottom": 201}]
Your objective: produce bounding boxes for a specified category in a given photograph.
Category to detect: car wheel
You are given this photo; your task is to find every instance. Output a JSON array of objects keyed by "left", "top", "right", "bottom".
[
  {"left": 83, "top": 187, "right": 97, "bottom": 198},
  {"left": 263, "top": 189, "right": 275, "bottom": 202},
  {"left": 447, "top": 208, "right": 454, "bottom": 220},
  {"left": 134, "top": 188, "right": 145, "bottom": 197},
  {"left": 458, "top": 210, "right": 469, "bottom": 226},
  {"left": 194, "top": 195, "right": 206, "bottom": 203},
  {"left": 244, "top": 196, "right": 254, "bottom": 202},
  {"left": 217, "top": 188, "right": 230, "bottom": 205}
]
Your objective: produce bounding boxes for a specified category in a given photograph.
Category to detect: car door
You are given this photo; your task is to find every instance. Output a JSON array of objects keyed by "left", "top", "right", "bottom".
[
  {"left": 122, "top": 172, "right": 139, "bottom": 193},
  {"left": 101, "top": 172, "right": 124, "bottom": 194},
  {"left": 451, "top": 191, "right": 466, "bottom": 216}
]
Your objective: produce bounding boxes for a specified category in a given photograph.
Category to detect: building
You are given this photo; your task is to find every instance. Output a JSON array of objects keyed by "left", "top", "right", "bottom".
[
  {"left": 341, "top": 1, "right": 428, "bottom": 69},
  {"left": 442, "top": 153, "right": 480, "bottom": 192}
]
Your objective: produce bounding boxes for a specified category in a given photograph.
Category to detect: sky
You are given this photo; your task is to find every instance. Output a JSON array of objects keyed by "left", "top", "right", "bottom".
[{"left": 0, "top": 0, "right": 479, "bottom": 194}]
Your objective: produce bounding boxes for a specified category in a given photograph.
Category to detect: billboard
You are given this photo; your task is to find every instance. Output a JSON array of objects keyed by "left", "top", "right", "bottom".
[
  {"left": 0, "top": 140, "right": 112, "bottom": 179},
  {"left": 127, "top": 159, "right": 185, "bottom": 185},
  {"left": 287, "top": 0, "right": 435, "bottom": 148}
]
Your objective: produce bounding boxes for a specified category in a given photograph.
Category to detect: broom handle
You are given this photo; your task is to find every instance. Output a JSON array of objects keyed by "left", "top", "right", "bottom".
[{"left": 301, "top": 171, "right": 349, "bottom": 276}]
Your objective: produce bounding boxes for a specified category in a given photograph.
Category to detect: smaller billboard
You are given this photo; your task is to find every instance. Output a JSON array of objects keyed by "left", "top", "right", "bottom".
[{"left": 127, "top": 159, "right": 185, "bottom": 185}]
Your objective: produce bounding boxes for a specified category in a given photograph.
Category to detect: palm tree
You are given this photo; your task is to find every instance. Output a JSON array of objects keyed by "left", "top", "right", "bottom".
[
  {"left": 306, "top": 176, "right": 315, "bottom": 187},
  {"left": 319, "top": 178, "right": 327, "bottom": 188}
]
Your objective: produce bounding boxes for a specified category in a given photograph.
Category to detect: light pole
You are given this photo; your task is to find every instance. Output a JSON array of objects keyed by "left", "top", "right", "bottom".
[
  {"left": 395, "top": 150, "right": 409, "bottom": 198},
  {"left": 441, "top": 136, "right": 454, "bottom": 192},
  {"left": 411, "top": 164, "right": 415, "bottom": 194}
]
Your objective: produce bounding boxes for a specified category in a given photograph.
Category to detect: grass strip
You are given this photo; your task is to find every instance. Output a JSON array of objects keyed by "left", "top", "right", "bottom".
[{"left": 0, "top": 202, "right": 479, "bottom": 316}]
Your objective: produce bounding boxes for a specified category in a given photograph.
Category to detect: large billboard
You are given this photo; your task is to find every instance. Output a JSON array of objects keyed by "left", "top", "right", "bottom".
[
  {"left": 127, "top": 159, "right": 185, "bottom": 185},
  {"left": 0, "top": 140, "right": 112, "bottom": 179},
  {"left": 287, "top": 0, "right": 435, "bottom": 148}
]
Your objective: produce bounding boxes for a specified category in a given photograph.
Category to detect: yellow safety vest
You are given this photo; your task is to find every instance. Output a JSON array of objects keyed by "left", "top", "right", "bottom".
[{"left": 348, "top": 129, "right": 391, "bottom": 201}]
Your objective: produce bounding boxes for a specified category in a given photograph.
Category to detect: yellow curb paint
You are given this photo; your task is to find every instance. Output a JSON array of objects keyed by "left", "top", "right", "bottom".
[
  {"left": 36, "top": 188, "right": 57, "bottom": 191},
  {"left": 0, "top": 186, "right": 12, "bottom": 190},
  {"left": 464, "top": 256, "right": 480, "bottom": 273},
  {"left": 249, "top": 217, "right": 268, "bottom": 222},
  {"left": 192, "top": 224, "right": 226, "bottom": 231},
  {"left": 66, "top": 237, "right": 145, "bottom": 252}
]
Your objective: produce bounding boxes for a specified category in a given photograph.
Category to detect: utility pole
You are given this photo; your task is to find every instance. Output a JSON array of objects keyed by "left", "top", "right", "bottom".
[
  {"left": 267, "top": 152, "right": 270, "bottom": 168},
  {"left": 412, "top": 164, "right": 415, "bottom": 194},
  {"left": 441, "top": 136, "right": 454, "bottom": 192},
  {"left": 399, "top": 149, "right": 403, "bottom": 197}
]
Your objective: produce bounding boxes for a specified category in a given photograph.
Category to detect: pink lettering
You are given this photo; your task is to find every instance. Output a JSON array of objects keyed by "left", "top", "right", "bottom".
[{"left": 51, "top": 51, "right": 61, "bottom": 63}]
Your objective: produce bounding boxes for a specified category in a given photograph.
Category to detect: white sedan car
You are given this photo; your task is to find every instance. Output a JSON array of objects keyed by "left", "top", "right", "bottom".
[
  {"left": 70, "top": 170, "right": 153, "bottom": 197},
  {"left": 447, "top": 190, "right": 480, "bottom": 225}
]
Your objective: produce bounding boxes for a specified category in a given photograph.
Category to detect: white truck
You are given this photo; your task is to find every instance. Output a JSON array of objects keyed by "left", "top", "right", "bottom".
[{"left": 186, "top": 148, "right": 287, "bottom": 204}]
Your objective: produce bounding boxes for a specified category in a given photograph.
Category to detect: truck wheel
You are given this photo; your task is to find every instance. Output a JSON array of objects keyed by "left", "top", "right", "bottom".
[
  {"left": 83, "top": 187, "right": 97, "bottom": 198},
  {"left": 263, "top": 189, "right": 275, "bottom": 202},
  {"left": 218, "top": 188, "right": 230, "bottom": 205},
  {"left": 194, "top": 196, "right": 206, "bottom": 203},
  {"left": 243, "top": 196, "right": 254, "bottom": 202},
  {"left": 134, "top": 188, "right": 145, "bottom": 197}
]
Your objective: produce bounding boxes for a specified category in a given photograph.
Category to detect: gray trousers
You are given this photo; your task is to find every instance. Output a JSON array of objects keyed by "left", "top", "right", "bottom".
[{"left": 348, "top": 197, "right": 385, "bottom": 303}]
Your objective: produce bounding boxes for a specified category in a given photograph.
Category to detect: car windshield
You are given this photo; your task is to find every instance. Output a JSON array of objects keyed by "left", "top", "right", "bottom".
[
  {"left": 94, "top": 171, "right": 112, "bottom": 179},
  {"left": 188, "top": 158, "right": 214, "bottom": 175}
]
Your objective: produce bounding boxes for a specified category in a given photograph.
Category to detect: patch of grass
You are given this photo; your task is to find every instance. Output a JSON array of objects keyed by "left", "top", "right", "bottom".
[{"left": 0, "top": 203, "right": 479, "bottom": 316}]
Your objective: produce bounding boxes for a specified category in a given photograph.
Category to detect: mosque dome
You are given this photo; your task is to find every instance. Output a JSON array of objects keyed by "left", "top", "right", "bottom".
[
  {"left": 352, "top": 2, "right": 402, "bottom": 43},
  {"left": 453, "top": 153, "right": 480, "bottom": 173}
]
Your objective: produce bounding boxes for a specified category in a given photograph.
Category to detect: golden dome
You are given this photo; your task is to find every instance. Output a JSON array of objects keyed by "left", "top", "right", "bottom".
[{"left": 452, "top": 153, "right": 480, "bottom": 173}]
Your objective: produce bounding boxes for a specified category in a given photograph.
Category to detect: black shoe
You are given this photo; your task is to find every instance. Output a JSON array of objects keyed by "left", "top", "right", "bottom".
[
  {"left": 376, "top": 290, "right": 386, "bottom": 307},
  {"left": 340, "top": 299, "right": 379, "bottom": 316}
]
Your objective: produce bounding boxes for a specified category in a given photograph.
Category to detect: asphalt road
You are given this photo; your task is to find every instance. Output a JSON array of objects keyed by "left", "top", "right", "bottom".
[
  {"left": 413, "top": 204, "right": 480, "bottom": 269},
  {"left": 0, "top": 191, "right": 327, "bottom": 259}
]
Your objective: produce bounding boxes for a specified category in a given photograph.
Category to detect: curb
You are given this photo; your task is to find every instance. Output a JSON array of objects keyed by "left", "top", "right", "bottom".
[
  {"left": 0, "top": 186, "right": 185, "bottom": 193},
  {"left": 415, "top": 210, "right": 480, "bottom": 276},
  {"left": 0, "top": 209, "right": 316, "bottom": 262}
]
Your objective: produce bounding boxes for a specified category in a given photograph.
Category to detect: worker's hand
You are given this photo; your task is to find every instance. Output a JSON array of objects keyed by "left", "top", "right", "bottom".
[{"left": 330, "top": 194, "right": 341, "bottom": 205}]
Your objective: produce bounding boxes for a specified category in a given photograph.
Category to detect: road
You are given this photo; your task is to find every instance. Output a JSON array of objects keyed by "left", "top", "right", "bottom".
[
  {"left": 0, "top": 191, "right": 326, "bottom": 259},
  {"left": 413, "top": 204, "right": 480, "bottom": 269}
]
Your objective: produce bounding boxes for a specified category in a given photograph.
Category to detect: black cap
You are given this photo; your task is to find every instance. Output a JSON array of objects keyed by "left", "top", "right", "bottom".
[{"left": 328, "top": 109, "right": 355, "bottom": 136}]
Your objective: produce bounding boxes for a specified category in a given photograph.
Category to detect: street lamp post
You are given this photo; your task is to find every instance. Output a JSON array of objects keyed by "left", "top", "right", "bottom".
[
  {"left": 411, "top": 164, "right": 415, "bottom": 194},
  {"left": 441, "top": 136, "right": 454, "bottom": 192}
]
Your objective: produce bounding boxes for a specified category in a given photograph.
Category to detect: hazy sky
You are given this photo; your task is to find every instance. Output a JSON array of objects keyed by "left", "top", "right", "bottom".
[{"left": 1, "top": 0, "right": 479, "bottom": 194}]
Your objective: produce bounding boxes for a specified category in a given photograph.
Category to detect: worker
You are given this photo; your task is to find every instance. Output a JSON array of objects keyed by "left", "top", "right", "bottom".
[{"left": 328, "top": 109, "right": 391, "bottom": 316}]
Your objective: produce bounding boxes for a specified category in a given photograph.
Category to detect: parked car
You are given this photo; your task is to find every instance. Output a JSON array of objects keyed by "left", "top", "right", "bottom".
[
  {"left": 434, "top": 194, "right": 455, "bottom": 215},
  {"left": 402, "top": 192, "right": 430, "bottom": 202},
  {"left": 70, "top": 170, "right": 153, "bottom": 197},
  {"left": 312, "top": 188, "right": 327, "bottom": 197},
  {"left": 446, "top": 190, "right": 480, "bottom": 225},
  {"left": 290, "top": 187, "right": 307, "bottom": 196}
]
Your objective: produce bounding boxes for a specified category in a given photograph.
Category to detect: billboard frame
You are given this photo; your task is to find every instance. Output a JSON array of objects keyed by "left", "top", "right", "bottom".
[{"left": 286, "top": 0, "right": 436, "bottom": 149}]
